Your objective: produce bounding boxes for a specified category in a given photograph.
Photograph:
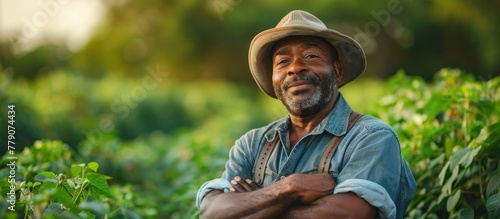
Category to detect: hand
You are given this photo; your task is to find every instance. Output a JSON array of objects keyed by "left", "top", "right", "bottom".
[
  {"left": 230, "top": 176, "right": 261, "bottom": 192},
  {"left": 285, "top": 173, "right": 336, "bottom": 204}
]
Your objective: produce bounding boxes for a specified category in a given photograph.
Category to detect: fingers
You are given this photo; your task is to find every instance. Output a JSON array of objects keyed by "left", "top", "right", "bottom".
[
  {"left": 231, "top": 176, "right": 252, "bottom": 192},
  {"left": 247, "top": 179, "right": 260, "bottom": 190},
  {"left": 230, "top": 176, "right": 261, "bottom": 193},
  {"left": 230, "top": 178, "right": 244, "bottom": 192},
  {"left": 285, "top": 173, "right": 336, "bottom": 204}
]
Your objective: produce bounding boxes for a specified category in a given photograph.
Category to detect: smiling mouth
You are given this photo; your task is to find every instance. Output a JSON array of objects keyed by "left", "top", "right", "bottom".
[
  {"left": 285, "top": 80, "right": 313, "bottom": 89},
  {"left": 285, "top": 80, "right": 315, "bottom": 94}
]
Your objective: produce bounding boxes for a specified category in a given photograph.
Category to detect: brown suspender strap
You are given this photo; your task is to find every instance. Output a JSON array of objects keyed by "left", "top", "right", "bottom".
[
  {"left": 317, "top": 112, "right": 363, "bottom": 173},
  {"left": 253, "top": 133, "right": 279, "bottom": 186},
  {"left": 253, "top": 111, "right": 363, "bottom": 185}
]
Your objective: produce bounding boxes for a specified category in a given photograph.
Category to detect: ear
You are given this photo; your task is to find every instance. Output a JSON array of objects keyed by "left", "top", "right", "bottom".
[{"left": 333, "top": 61, "right": 343, "bottom": 82}]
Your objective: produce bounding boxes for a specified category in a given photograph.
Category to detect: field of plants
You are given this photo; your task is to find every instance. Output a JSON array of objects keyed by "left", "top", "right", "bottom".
[{"left": 0, "top": 69, "right": 499, "bottom": 218}]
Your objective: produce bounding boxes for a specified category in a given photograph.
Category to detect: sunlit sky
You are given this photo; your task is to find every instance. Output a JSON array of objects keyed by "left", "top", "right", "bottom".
[{"left": 0, "top": 0, "right": 107, "bottom": 54}]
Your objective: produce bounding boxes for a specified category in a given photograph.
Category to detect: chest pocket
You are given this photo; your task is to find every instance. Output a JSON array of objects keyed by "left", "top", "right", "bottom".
[{"left": 253, "top": 112, "right": 363, "bottom": 186}]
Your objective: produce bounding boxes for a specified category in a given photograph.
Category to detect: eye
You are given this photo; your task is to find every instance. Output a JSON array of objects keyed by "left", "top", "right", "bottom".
[
  {"left": 305, "top": 53, "right": 319, "bottom": 59},
  {"left": 275, "top": 58, "right": 290, "bottom": 66}
]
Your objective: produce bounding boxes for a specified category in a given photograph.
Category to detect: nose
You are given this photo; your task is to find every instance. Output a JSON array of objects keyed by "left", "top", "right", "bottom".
[{"left": 287, "top": 58, "right": 307, "bottom": 76}]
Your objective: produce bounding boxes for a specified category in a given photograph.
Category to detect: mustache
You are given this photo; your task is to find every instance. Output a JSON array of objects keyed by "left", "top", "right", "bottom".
[{"left": 283, "top": 75, "right": 320, "bottom": 90}]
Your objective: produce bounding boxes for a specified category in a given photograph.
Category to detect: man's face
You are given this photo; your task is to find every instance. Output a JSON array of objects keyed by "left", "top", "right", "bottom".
[{"left": 272, "top": 36, "right": 341, "bottom": 117}]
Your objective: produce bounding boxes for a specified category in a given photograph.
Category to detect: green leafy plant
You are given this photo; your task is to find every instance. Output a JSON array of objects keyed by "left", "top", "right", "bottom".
[
  {"left": 374, "top": 69, "right": 500, "bottom": 219},
  {"left": 0, "top": 140, "right": 141, "bottom": 219},
  {"left": 78, "top": 130, "right": 231, "bottom": 219}
]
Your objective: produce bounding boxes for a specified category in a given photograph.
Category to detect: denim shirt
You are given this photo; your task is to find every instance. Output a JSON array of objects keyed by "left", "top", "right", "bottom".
[{"left": 196, "top": 94, "right": 416, "bottom": 219}]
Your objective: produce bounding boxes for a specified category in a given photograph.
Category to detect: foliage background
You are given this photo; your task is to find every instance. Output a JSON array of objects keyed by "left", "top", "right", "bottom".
[{"left": 0, "top": 0, "right": 499, "bottom": 218}]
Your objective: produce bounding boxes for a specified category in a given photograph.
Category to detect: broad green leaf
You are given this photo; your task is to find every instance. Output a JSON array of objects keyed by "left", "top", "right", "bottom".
[
  {"left": 55, "top": 184, "right": 75, "bottom": 207},
  {"left": 87, "top": 173, "right": 111, "bottom": 199},
  {"left": 71, "top": 165, "right": 83, "bottom": 177},
  {"left": 35, "top": 172, "right": 58, "bottom": 183},
  {"left": 87, "top": 162, "right": 99, "bottom": 172},
  {"left": 442, "top": 165, "right": 459, "bottom": 195},
  {"left": 43, "top": 203, "right": 64, "bottom": 215},
  {"left": 449, "top": 148, "right": 470, "bottom": 171},
  {"left": 487, "top": 172, "right": 500, "bottom": 198},
  {"left": 447, "top": 190, "right": 461, "bottom": 212},
  {"left": 439, "top": 162, "right": 450, "bottom": 186},
  {"left": 487, "top": 193, "right": 500, "bottom": 219},
  {"left": 463, "top": 146, "right": 481, "bottom": 168},
  {"left": 62, "top": 182, "right": 75, "bottom": 196},
  {"left": 79, "top": 201, "right": 108, "bottom": 218},
  {"left": 39, "top": 182, "right": 57, "bottom": 194}
]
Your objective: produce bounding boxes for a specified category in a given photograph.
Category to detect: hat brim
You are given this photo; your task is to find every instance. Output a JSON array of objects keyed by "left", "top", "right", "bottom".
[{"left": 249, "top": 26, "right": 366, "bottom": 98}]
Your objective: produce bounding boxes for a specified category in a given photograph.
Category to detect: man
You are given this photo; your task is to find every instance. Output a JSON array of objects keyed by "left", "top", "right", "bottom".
[{"left": 196, "top": 10, "right": 416, "bottom": 219}]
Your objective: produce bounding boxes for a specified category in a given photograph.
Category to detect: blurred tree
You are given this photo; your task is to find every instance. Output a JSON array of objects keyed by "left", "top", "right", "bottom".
[
  {"left": 69, "top": 0, "right": 499, "bottom": 81},
  {"left": 1, "top": 0, "right": 498, "bottom": 81},
  {"left": 430, "top": 0, "right": 500, "bottom": 79},
  {"left": 0, "top": 41, "right": 70, "bottom": 80}
]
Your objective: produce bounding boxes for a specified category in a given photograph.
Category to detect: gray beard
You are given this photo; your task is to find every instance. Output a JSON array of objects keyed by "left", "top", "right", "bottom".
[{"left": 275, "top": 74, "right": 335, "bottom": 117}]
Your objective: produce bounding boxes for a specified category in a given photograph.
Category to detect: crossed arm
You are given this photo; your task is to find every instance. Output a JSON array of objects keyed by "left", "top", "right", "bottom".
[{"left": 199, "top": 173, "right": 377, "bottom": 219}]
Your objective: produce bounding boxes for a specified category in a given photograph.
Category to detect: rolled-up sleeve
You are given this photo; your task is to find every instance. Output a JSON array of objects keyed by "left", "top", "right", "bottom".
[
  {"left": 196, "top": 178, "right": 231, "bottom": 209},
  {"left": 335, "top": 179, "right": 396, "bottom": 218}
]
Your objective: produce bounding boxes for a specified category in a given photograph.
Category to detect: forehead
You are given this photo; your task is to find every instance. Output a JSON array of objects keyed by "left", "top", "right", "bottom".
[{"left": 272, "top": 36, "right": 331, "bottom": 56}]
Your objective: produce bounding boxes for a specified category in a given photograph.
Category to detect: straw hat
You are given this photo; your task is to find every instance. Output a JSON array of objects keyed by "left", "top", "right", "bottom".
[{"left": 249, "top": 10, "right": 366, "bottom": 98}]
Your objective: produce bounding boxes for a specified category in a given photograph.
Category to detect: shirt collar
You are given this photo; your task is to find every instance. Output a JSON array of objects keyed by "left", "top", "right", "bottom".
[
  {"left": 311, "top": 93, "right": 352, "bottom": 136},
  {"left": 265, "top": 93, "right": 353, "bottom": 141}
]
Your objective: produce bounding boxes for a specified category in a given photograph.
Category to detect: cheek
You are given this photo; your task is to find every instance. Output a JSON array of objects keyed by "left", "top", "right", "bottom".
[
  {"left": 272, "top": 71, "right": 285, "bottom": 87},
  {"left": 318, "top": 66, "right": 336, "bottom": 81}
]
